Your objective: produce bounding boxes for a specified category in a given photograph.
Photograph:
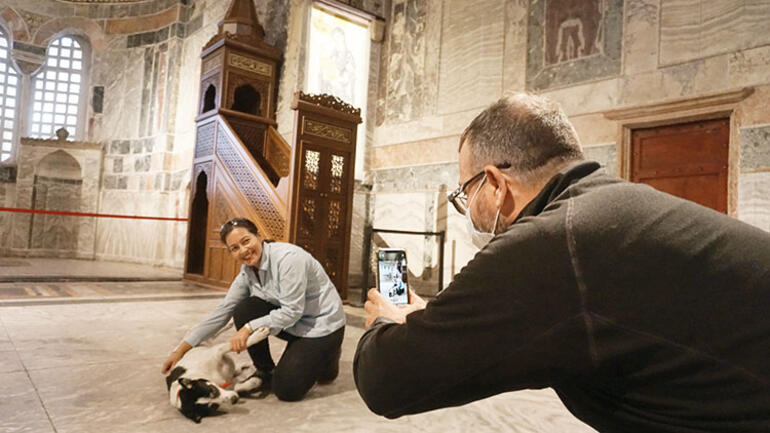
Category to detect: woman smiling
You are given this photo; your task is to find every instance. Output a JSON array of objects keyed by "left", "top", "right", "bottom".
[{"left": 162, "top": 218, "right": 346, "bottom": 401}]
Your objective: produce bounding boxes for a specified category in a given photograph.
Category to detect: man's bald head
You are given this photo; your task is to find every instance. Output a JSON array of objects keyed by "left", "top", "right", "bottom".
[{"left": 459, "top": 92, "right": 584, "bottom": 186}]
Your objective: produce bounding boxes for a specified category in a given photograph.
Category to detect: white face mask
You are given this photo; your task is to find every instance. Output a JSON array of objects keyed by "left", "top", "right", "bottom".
[{"left": 464, "top": 174, "right": 501, "bottom": 249}]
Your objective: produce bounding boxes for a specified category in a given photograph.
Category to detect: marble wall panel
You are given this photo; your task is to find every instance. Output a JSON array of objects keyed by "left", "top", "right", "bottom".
[
  {"left": 738, "top": 171, "right": 770, "bottom": 232},
  {"left": 569, "top": 113, "right": 617, "bottom": 146},
  {"left": 541, "top": 78, "right": 620, "bottom": 116},
  {"left": 357, "top": 22, "right": 384, "bottom": 178},
  {"left": 437, "top": 0, "right": 505, "bottom": 115},
  {"left": 371, "top": 191, "right": 444, "bottom": 293},
  {"left": 372, "top": 135, "right": 459, "bottom": 170},
  {"left": 369, "top": 185, "right": 481, "bottom": 290},
  {"left": 368, "top": 162, "right": 473, "bottom": 290},
  {"left": 619, "top": 54, "right": 730, "bottom": 107},
  {"left": 94, "top": 190, "right": 187, "bottom": 267},
  {"left": 276, "top": 0, "right": 311, "bottom": 140},
  {"left": 734, "top": 85, "right": 770, "bottom": 126},
  {"left": 347, "top": 183, "right": 373, "bottom": 288},
  {"left": 740, "top": 125, "right": 770, "bottom": 171},
  {"left": 373, "top": 108, "right": 481, "bottom": 147},
  {"left": 526, "top": 0, "right": 623, "bottom": 91},
  {"left": 659, "top": 0, "right": 770, "bottom": 66},
  {"left": 371, "top": 161, "right": 459, "bottom": 193},
  {"left": 583, "top": 144, "right": 618, "bottom": 178},
  {"left": 729, "top": 45, "right": 770, "bottom": 89},
  {"left": 623, "top": 0, "right": 659, "bottom": 75},
  {"left": 94, "top": 48, "right": 145, "bottom": 142},
  {"left": 502, "top": 0, "right": 529, "bottom": 92}
]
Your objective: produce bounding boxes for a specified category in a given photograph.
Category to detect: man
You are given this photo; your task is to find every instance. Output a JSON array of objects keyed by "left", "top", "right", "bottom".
[{"left": 353, "top": 93, "right": 770, "bottom": 432}]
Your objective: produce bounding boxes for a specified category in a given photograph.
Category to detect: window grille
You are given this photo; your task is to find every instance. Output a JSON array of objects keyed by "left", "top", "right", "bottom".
[{"left": 30, "top": 35, "right": 85, "bottom": 140}]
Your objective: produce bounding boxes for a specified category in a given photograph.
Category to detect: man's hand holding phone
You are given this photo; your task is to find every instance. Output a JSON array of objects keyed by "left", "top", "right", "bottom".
[{"left": 364, "top": 288, "right": 426, "bottom": 329}]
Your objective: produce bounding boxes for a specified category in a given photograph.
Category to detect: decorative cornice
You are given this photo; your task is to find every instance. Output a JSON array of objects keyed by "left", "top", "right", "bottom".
[
  {"left": 296, "top": 92, "right": 361, "bottom": 117},
  {"left": 20, "top": 137, "right": 102, "bottom": 151},
  {"left": 604, "top": 87, "right": 755, "bottom": 121}
]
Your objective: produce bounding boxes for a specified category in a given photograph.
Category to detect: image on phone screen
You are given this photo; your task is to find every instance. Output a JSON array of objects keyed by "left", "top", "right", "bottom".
[{"left": 377, "top": 249, "right": 409, "bottom": 306}]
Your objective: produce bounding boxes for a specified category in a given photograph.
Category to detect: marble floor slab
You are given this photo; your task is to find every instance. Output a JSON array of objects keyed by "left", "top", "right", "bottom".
[
  {"left": 0, "top": 371, "right": 54, "bottom": 433},
  {"left": 0, "top": 297, "right": 595, "bottom": 433},
  {"left": 0, "top": 281, "right": 221, "bottom": 304},
  {"left": 0, "top": 257, "right": 181, "bottom": 282}
]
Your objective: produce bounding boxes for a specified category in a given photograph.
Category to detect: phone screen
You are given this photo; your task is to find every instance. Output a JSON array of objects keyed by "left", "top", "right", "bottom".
[{"left": 377, "top": 249, "right": 409, "bottom": 306}]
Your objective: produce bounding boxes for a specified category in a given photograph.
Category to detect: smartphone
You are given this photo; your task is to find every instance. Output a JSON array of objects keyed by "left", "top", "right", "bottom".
[{"left": 376, "top": 248, "right": 410, "bottom": 306}]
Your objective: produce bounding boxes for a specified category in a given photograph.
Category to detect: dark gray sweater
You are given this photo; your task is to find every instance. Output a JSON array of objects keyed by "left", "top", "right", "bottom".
[{"left": 354, "top": 161, "right": 770, "bottom": 432}]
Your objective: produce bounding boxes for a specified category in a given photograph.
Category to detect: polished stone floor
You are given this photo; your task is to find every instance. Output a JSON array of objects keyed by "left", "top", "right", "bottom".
[
  {"left": 0, "top": 281, "right": 221, "bottom": 306},
  {"left": 0, "top": 295, "right": 595, "bottom": 433},
  {"left": 0, "top": 257, "right": 181, "bottom": 282}
]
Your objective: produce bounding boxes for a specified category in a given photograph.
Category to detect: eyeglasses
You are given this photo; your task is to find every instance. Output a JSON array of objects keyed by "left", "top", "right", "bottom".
[{"left": 447, "top": 163, "right": 510, "bottom": 215}]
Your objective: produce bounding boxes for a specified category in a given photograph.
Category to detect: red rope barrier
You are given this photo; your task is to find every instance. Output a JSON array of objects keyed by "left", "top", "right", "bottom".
[{"left": 0, "top": 207, "right": 188, "bottom": 222}]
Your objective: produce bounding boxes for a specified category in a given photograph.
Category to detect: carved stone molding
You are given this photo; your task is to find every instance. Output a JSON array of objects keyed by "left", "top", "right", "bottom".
[
  {"left": 22, "top": 137, "right": 101, "bottom": 151},
  {"left": 296, "top": 92, "right": 361, "bottom": 117},
  {"left": 604, "top": 88, "right": 755, "bottom": 121}
]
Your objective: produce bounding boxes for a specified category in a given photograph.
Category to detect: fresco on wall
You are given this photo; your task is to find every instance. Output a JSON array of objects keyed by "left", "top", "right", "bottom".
[
  {"left": 385, "top": 0, "right": 426, "bottom": 123},
  {"left": 306, "top": 6, "right": 369, "bottom": 108},
  {"left": 527, "top": 0, "right": 622, "bottom": 91},
  {"left": 306, "top": 5, "right": 370, "bottom": 179}
]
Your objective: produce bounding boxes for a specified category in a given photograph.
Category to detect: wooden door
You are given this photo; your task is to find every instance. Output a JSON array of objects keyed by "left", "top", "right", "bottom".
[
  {"left": 294, "top": 143, "right": 353, "bottom": 291},
  {"left": 630, "top": 118, "right": 729, "bottom": 213}
]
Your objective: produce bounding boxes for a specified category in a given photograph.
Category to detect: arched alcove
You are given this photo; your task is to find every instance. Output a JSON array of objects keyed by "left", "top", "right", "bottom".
[
  {"left": 31, "top": 150, "right": 83, "bottom": 252},
  {"left": 186, "top": 171, "right": 209, "bottom": 274},
  {"left": 36, "top": 150, "right": 82, "bottom": 179},
  {"left": 231, "top": 84, "right": 261, "bottom": 116},
  {"left": 202, "top": 84, "right": 216, "bottom": 113}
]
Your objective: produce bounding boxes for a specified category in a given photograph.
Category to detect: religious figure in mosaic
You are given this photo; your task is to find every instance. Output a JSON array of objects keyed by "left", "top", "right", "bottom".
[{"left": 545, "top": 0, "right": 604, "bottom": 65}]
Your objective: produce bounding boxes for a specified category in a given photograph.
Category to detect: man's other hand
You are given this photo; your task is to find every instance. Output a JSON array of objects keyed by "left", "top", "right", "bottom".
[{"left": 364, "top": 289, "right": 426, "bottom": 329}]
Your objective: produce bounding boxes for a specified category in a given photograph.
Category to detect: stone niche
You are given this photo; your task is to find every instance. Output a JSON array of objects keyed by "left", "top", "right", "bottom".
[{"left": 9, "top": 134, "right": 102, "bottom": 259}]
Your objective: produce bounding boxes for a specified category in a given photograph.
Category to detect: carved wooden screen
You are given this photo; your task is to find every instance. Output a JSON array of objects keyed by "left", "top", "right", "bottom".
[
  {"left": 289, "top": 93, "right": 361, "bottom": 300},
  {"left": 295, "top": 143, "right": 353, "bottom": 285}
]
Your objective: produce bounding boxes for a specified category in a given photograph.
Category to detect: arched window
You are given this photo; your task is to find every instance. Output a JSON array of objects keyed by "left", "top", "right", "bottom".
[
  {"left": 30, "top": 35, "right": 87, "bottom": 140},
  {"left": 202, "top": 84, "right": 216, "bottom": 113},
  {"left": 0, "top": 28, "right": 19, "bottom": 162}
]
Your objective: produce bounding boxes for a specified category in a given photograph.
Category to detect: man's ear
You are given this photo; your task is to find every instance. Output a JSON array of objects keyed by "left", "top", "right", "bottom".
[{"left": 484, "top": 165, "right": 511, "bottom": 208}]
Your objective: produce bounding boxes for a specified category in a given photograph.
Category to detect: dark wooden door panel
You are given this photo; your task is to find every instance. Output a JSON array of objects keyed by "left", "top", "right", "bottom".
[
  {"left": 644, "top": 172, "right": 726, "bottom": 212},
  {"left": 631, "top": 118, "right": 729, "bottom": 213}
]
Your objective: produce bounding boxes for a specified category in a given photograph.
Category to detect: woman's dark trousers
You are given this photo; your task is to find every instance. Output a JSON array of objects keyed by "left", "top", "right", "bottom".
[{"left": 232, "top": 296, "right": 344, "bottom": 402}]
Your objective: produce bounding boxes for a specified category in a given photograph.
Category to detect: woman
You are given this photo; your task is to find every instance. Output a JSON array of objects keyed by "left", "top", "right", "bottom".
[{"left": 162, "top": 218, "right": 346, "bottom": 401}]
